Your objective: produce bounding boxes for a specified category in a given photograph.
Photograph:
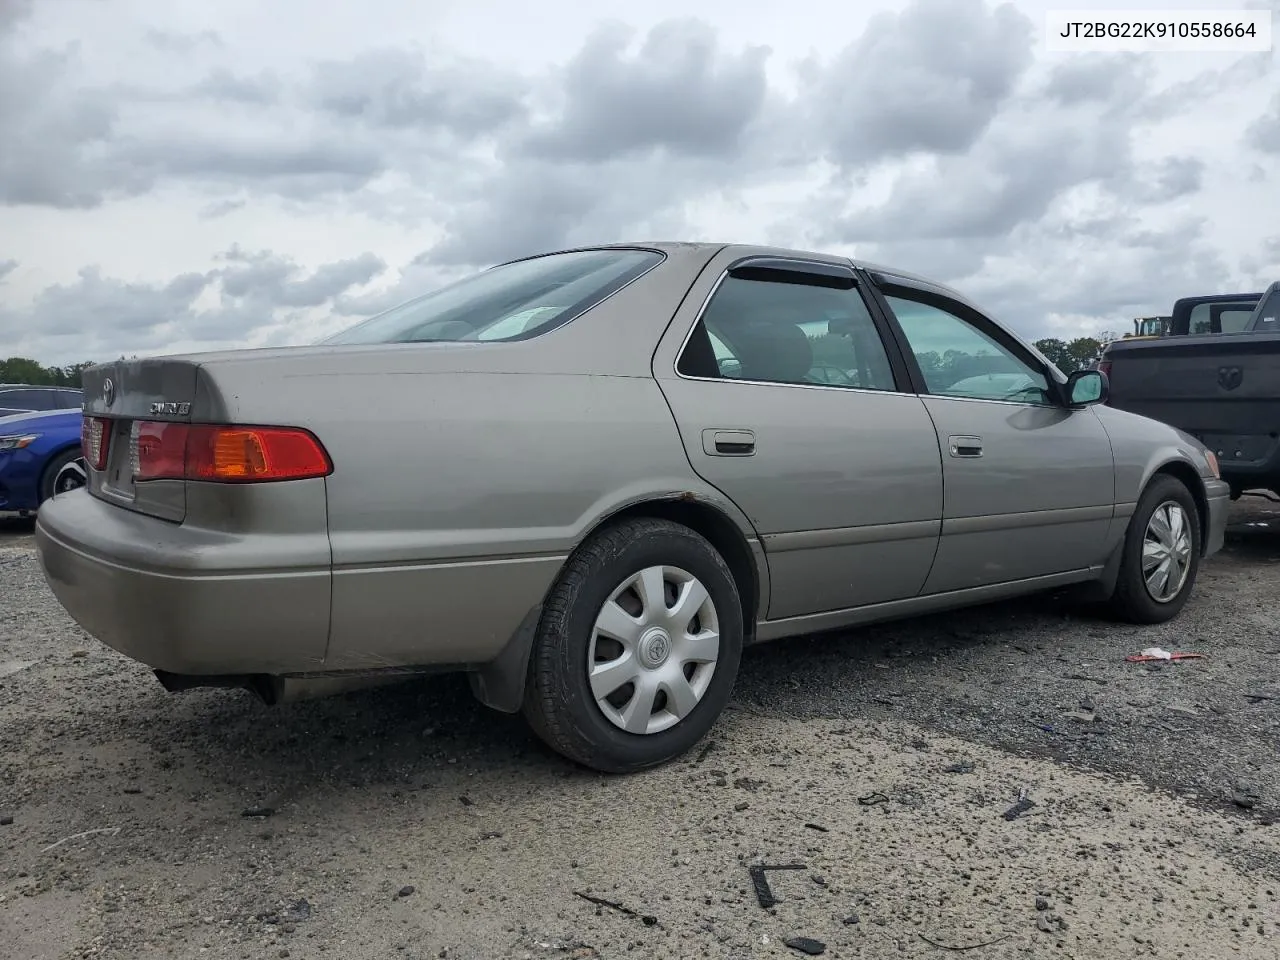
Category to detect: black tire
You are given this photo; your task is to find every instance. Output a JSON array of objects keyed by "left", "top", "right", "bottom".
[
  {"left": 1106, "top": 474, "right": 1201, "bottom": 624},
  {"left": 522, "top": 517, "right": 744, "bottom": 773},
  {"left": 39, "top": 448, "right": 85, "bottom": 504}
]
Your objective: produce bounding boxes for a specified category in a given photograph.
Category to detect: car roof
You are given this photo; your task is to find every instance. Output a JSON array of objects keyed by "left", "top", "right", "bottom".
[{"left": 519, "top": 240, "right": 980, "bottom": 306}]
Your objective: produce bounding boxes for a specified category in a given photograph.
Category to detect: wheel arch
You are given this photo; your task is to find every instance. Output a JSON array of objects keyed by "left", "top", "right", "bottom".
[
  {"left": 1148, "top": 458, "right": 1209, "bottom": 555},
  {"left": 37, "top": 442, "right": 85, "bottom": 503},
  {"left": 469, "top": 491, "right": 768, "bottom": 715}
]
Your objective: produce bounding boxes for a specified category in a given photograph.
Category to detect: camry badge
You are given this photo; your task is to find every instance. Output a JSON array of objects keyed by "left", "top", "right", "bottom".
[{"left": 149, "top": 401, "right": 191, "bottom": 416}]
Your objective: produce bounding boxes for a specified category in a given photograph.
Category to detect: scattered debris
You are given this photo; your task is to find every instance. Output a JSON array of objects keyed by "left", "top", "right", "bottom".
[
  {"left": 810, "top": 874, "right": 826, "bottom": 887},
  {"left": 748, "top": 863, "right": 806, "bottom": 908},
  {"left": 734, "top": 801, "right": 749, "bottom": 812},
  {"left": 842, "top": 913, "right": 860, "bottom": 925},
  {"left": 803, "top": 822, "right": 829, "bottom": 832},
  {"left": 694, "top": 741, "right": 717, "bottom": 763},
  {"left": 1232, "top": 781, "right": 1262, "bottom": 810},
  {"left": 0, "top": 815, "right": 12, "bottom": 826},
  {"left": 573, "top": 891, "right": 657, "bottom": 926},
  {"left": 919, "top": 932, "right": 1010, "bottom": 951},
  {"left": 40, "top": 826, "right": 121, "bottom": 852},
  {"left": 784, "top": 936, "right": 826, "bottom": 955},
  {"left": 1002, "top": 789, "right": 1037, "bottom": 822},
  {"left": 480, "top": 830, "right": 503, "bottom": 840},
  {"left": 1244, "top": 692, "right": 1279, "bottom": 703},
  {"left": 397, "top": 885, "right": 415, "bottom": 898},
  {"left": 241, "top": 806, "right": 275, "bottom": 818},
  {"left": 123, "top": 786, "right": 142, "bottom": 795},
  {"left": 1125, "top": 648, "right": 1205, "bottom": 663},
  {"left": 1035, "top": 911, "right": 1067, "bottom": 934},
  {"left": 1065, "top": 673, "right": 1108, "bottom": 685},
  {"left": 857, "top": 792, "right": 889, "bottom": 806},
  {"left": 459, "top": 795, "right": 475, "bottom": 806},
  {"left": 1035, "top": 897, "right": 1050, "bottom": 912},
  {"left": 733, "top": 777, "right": 763, "bottom": 792},
  {"left": 282, "top": 899, "right": 311, "bottom": 922},
  {"left": 943, "top": 762, "right": 975, "bottom": 775}
]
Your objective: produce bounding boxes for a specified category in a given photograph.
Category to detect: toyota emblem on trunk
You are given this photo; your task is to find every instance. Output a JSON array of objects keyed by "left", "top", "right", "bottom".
[
  {"left": 1217, "top": 366, "right": 1243, "bottom": 391},
  {"left": 102, "top": 378, "right": 115, "bottom": 405}
]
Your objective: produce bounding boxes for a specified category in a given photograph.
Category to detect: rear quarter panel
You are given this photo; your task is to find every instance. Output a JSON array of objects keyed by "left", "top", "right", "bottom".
[{"left": 190, "top": 244, "right": 763, "bottom": 669}]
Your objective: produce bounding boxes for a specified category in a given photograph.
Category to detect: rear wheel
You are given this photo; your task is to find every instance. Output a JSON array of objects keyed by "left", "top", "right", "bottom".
[
  {"left": 522, "top": 517, "right": 743, "bottom": 773},
  {"left": 1106, "top": 474, "right": 1201, "bottom": 624},
  {"left": 39, "top": 449, "right": 86, "bottom": 503}
]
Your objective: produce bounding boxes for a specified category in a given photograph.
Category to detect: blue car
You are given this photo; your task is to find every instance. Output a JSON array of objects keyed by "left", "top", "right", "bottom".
[{"left": 0, "top": 408, "right": 86, "bottom": 518}]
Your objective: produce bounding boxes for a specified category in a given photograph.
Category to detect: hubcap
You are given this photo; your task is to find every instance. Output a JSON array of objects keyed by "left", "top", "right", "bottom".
[
  {"left": 1142, "top": 500, "right": 1192, "bottom": 603},
  {"left": 587, "top": 565, "right": 720, "bottom": 736},
  {"left": 54, "top": 461, "right": 86, "bottom": 495}
]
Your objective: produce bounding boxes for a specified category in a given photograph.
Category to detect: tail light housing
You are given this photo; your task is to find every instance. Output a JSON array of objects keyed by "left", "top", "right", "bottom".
[
  {"left": 131, "top": 422, "right": 332, "bottom": 483},
  {"left": 81, "top": 417, "right": 110, "bottom": 470}
]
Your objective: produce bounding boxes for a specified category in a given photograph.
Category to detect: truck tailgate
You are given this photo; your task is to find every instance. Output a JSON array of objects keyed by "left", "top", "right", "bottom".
[{"left": 1104, "top": 332, "right": 1280, "bottom": 479}]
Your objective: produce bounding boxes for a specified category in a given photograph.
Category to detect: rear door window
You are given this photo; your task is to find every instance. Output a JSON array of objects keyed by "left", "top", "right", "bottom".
[
  {"left": 676, "top": 268, "right": 898, "bottom": 391},
  {"left": 0, "top": 389, "right": 41, "bottom": 412}
]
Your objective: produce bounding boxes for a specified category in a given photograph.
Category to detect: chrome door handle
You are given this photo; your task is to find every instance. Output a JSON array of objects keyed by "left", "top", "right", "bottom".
[
  {"left": 703, "top": 428, "right": 755, "bottom": 456},
  {"left": 948, "top": 435, "right": 983, "bottom": 458}
]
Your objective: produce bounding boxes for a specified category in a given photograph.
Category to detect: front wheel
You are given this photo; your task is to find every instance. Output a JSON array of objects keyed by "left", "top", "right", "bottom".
[
  {"left": 1106, "top": 475, "right": 1201, "bottom": 624},
  {"left": 40, "top": 450, "right": 87, "bottom": 503},
  {"left": 522, "top": 518, "right": 744, "bottom": 773}
]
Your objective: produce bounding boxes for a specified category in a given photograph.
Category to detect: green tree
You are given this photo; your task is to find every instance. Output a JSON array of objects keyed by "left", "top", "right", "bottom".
[
  {"left": 1033, "top": 337, "right": 1076, "bottom": 372},
  {"left": 1066, "top": 337, "right": 1102, "bottom": 369},
  {"left": 0, "top": 357, "right": 96, "bottom": 387}
]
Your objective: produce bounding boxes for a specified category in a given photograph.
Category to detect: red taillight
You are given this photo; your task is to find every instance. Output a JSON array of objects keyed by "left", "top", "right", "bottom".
[
  {"left": 132, "top": 423, "right": 332, "bottom": 483},
  {"left": 81, "top": 416, "right": 110, "bottom": 470}
]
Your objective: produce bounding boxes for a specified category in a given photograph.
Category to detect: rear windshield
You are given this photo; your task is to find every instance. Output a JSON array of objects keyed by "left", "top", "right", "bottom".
[{"left": 323, "top": 248, "right": 664, "bottom": 345}]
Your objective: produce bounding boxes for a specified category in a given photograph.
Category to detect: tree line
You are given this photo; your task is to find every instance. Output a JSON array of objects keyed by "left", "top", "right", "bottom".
[{"left": 1, "top": 357, "right": 97, "bottom": 387}]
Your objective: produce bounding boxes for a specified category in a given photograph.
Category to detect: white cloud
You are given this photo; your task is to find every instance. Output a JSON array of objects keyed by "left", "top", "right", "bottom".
[{"left": 1, "top": 0, "right": 1279, "bottom": 365}]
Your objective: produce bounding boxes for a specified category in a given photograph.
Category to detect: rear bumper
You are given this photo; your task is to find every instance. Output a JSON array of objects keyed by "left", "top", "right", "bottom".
[
  {"left": 35, "top": 488, "right": 331, "bottom": 675},
  {"left": 1203, "top": 478, "right": 1231, "bottom": 558}
]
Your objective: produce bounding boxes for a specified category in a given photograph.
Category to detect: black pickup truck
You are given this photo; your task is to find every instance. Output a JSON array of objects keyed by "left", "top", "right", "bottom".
[{"left": 1099, "top": 282, "right": 1280, "bottom": 498}]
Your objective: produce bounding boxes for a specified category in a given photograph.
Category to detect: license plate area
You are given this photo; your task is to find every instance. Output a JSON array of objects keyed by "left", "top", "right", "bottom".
[{"left": 100, "top": 419, "right": 137, "bottom": 500}]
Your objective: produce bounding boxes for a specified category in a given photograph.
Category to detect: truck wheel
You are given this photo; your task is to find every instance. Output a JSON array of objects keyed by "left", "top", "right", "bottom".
[
  {"left": 522, "top": 517, "right": 743, "bottom": 773},
  {"left": 1107, "top": 475, "right": 1201, "bottom": 624}
]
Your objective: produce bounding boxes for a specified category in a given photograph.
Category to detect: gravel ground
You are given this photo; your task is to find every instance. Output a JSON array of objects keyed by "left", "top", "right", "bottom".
[{"left": 1, "top": 499, "right": 1278, "bottom": 960}]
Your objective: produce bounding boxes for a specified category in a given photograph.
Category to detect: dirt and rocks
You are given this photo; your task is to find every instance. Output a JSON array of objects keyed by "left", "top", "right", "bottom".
[{"left": 1, "top": 498, "right": 1279, "bottom": 960}]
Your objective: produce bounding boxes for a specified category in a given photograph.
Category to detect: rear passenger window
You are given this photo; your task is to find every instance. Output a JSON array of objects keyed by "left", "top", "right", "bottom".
[
  {"left": 676, "top": 269, "right": 898, "bottom": 391},
  {"left": 0, "top": 389, "right": 41, "bottom": 411},
  {"left": 1188, "top": 304, "right": 1213, "bottom": 334}
]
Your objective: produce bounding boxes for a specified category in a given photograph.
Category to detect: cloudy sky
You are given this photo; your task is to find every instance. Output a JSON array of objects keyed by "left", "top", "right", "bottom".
[{"left": 2, "top": 0, "right": 1279, "bottom": 366}]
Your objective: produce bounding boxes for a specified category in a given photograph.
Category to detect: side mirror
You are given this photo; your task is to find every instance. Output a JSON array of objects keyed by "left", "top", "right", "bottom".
[{"left": 1065, "top": 369, "right": 1108, "bottom": 407}]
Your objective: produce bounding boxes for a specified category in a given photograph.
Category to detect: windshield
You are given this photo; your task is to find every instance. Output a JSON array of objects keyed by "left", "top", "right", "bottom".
[{"left": 323, "top": 248, "right": 664, "bottom": 345}]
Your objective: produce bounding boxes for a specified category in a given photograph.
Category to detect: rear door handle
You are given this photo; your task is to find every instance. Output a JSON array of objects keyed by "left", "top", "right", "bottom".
[
  {"left": 948, "top": 435, "right": 983, "bottom": 458},
  {"left": 703, "top": 428, "right": 756, "bottom": 457}
]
